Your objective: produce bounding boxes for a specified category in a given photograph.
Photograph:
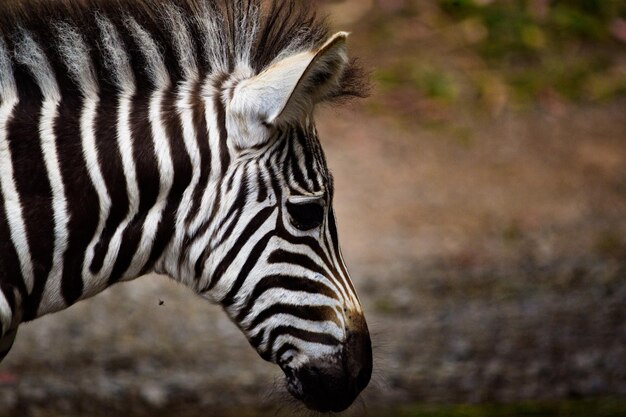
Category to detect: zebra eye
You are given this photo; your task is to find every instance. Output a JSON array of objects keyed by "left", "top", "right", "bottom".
[{"left": 286, "top": 201, "right": 325, "bottom": 231}]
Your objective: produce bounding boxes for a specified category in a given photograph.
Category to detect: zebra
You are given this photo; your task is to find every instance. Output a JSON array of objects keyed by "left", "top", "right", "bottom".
[{"left": 0, "top": 0, "right": 372, "bottom": 412}]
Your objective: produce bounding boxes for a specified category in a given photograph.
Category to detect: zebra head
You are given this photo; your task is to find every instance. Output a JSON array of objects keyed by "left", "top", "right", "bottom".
[{"left": 200, "top": 33, "right": 372, "bottom": 412}]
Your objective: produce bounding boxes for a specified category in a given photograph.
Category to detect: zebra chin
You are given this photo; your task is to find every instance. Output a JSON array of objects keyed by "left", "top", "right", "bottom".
[{"left": 278, "top": 322, "right": 372, "bottom": 412}]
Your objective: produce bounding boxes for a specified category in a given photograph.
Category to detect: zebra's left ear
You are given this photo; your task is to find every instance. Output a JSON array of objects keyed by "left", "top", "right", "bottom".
[{"left": 230, "top": 32, "right": 349, "bottom": 142}]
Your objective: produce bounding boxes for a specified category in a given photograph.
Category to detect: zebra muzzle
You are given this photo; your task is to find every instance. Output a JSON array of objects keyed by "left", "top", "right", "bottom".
[{"left": 283, "top": 327, "right": 372, "bottom": 412}]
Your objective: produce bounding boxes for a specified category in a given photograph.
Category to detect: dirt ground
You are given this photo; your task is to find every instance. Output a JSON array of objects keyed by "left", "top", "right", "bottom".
[{"left": 1, "top": 99, "right": 624, "bottom": 416}]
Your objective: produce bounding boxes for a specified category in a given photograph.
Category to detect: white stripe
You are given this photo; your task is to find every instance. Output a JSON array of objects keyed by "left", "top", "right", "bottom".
[
  {"left": 80, "top": 96, "right": 111, "bottom": 297},
  {"left": 91, "top": 17, "right": 141, "bottom": 285},
  {"left": 328, "top": 229, "right": 361, "bottom": 311},
  {"left": 273, "top": 337, "right": 337, "bottom": 363},
  {"left": 96, "top": 15, "right": 135, "bottom": 91},
  {"left": 163, "top": 4, "right": 198, "bottom": 80},
  {"left": 195, "top": 2, "right": 229, "bottom": 72},
  {"left": 186, "top": 213, "right": 217, "bottom": 292},
  {"left": 126, "top": 17, "right": 170, "bottom": 88},
  {"left": 0, "top": 37, "right": 16, "bottom": 95},
  {"left": 248, "top": 313, "right": 344, "bottom": 341},
  {"left": 0, "top": 290, "right": 12, "bottom": 334},
  {"left": 38, "top": 97, "right": 69, "bottom": 313},
  {"left": 95, "top": 91, "right": 139, "bottom": 285},
  {"left": 244, "top": 289, "right": 343, "bottom": 333},
  {"left": 234, "top": 3, "right": 259, "bottom": 68},
  {"left": 14, "top": 31, "right": 68, "bottom": 313},
  {"left": 211, "top": 173, "right": 245, "bottom": 245},
  {"left": 189, "top": 80, "right": 221, "bottom": 234},
  {"left": 293, "top": 139, "right": 315, "bottom": 191},
  {"left": 119, "top": 18, "right": 174, "bottom": 279},
  {"left": 200, "top": 209, "right": 278, "bottom": 300},
  {"left": 0, "top": 38, "right": 33, "bottom": 294},
  {"left": 55, "top": 22, "right": 99, "bottom": 98},
  {"left": 0, "top": 101, "right": 34, "bottom": 294},
  {"left": 13, "top": 30, "right": 60, "bottom": 100},
  {"left": 55, "top": 23, "right": 108, "bottom": 287},
  {"left": 123, "top": 88, "right": 174, "bottom": 279},
  {"left": 159, "top": 80, "right": 201, "bottom": 282},
  {"left": 262, "top": 241, "right": 349, "bottom": 302}
]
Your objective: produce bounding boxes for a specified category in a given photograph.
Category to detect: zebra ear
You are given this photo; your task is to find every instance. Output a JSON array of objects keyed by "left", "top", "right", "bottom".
[{"left": 231, "top": 32, "right": 349, "bottom": 131}]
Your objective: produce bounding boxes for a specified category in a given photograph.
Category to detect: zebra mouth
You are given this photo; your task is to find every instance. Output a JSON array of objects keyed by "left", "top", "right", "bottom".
[
  {"left": 280, "top": 361, "right": 357, "bottom": 413},
  {"left": 282, "top": 366, "right": 304, "bottom": 401}
]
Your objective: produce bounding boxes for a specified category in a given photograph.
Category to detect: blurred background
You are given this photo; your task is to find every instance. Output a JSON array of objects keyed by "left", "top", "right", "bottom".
[{"left": 1, "top": 0, "right": 625, "bottom": 416}]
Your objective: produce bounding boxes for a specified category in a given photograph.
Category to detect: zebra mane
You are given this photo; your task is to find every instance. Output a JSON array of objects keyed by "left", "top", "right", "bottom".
[{"left": 0, "top": 0, "right": 367, "bottom": 100}]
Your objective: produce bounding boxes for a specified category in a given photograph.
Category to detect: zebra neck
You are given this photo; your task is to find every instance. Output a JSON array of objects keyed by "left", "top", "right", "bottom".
[{"left": 4, "top": 74, "right": 229, "bottom": 320}]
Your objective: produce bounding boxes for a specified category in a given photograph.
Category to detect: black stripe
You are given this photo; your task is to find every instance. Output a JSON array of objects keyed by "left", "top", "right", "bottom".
[
  {"left": 264, "top": 161, "right": 281, "bottom": 204},
  {"left": 268, "top": 250, "right": 327, "bottom": 280},
  {"left": 186, "top": 75, "right": 231, "bottom": 247},
  {"left": 249, "top": 328, "right": 267, "bottom": 359},
  {"left": 90, "top": 93, "right": 129, "bottom": 274},
  {"left": 202, "top": 205, "right": 274, "bottom": 292},
  {"left": 142, "top": 87, "right": 192, "bottom": 274},
  {"left": 187, "top": 151, "right": 239, "bottom": 249},
  {"left": 275, "top": 227, "right": 333, "bottom": 272},
  {"left": 6, "top": 82, "right": 54, "bottom": 320},
  {"left": 189, "top": 187, "right": 222, "bottom": 252},
  {"left": 185, "top": 78, "right": 210, "bottom": 227},
  {"left": 275, "top": 213, "right": 351, "bottom": 298},
  {"left": 210, "top": 168, "right": 249, "bottom": 250},
  {"left": 309, "top": 127, "right": 331, "bottom": 190},
  {"left": 219, "top": 230, "right": 274, "bottom": 304},
  {"left": 214, "top": 74, "right": 230, "bottom": 177},
  {"left": 327, "top": 210, "right": 356, "bottom": 296},
  {"left": 289, "top": 127, "right": 311, "bottom": 190},
  {"left": 276, "top": 343, "right": 299, "bottom": 366},
  {"left": 57, "top": 95, "right": 99, "bottom": 305},
  {"left": 191, "top": 192, "right": 222, "bottom": 277},
  {"left": 256, "top": 164, "right": 268, "bottom": 203},
  {"left": 297, "top": 126, "right": 321, "bottom": 191},
  {"left": 262, "top": 326, "right": 341, "bottom": 360},
  {"left": 235, "top": 274, "right": 337, "bottom": 322},
  {"left": 246, "top": 304, "right": 340, "bottom": 332},
  {"left": 109, "top": 92, "right": 159, "bottom": 284}
]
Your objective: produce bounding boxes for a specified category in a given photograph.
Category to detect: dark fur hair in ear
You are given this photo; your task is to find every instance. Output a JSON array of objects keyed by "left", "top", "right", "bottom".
[
  {"left": 332, "top": 58, "right": 371, "bottom": 102},
  {"left": 0, "top": 0, "right": 369, "bottom": 101}
]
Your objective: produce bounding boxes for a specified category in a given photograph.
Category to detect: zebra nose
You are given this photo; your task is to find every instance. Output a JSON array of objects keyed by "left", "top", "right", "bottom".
[
  {"left": 286, "top": 329, "right": 372, "bottom": 412},
  {"left": 293, "top": 362, "right": 356, "bottom": 412}
]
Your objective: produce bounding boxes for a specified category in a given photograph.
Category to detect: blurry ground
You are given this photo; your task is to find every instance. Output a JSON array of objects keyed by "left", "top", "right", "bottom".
[{"left": 1, "top": 1, "right": 626, "bottom": 416}]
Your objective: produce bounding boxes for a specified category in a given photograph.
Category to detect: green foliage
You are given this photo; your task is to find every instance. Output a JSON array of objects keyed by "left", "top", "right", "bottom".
[
  {"left": 360, "top": 0, "right": 626, "bottom": 124},
  {"left": 408, "top": 0, "right": 626, "bottom": 109},
  {"left": 377, "top": 62, "right": 459, "bottom": 102},
  {"left": 439, "top": 0, "right": 626, "bottom": 53}
]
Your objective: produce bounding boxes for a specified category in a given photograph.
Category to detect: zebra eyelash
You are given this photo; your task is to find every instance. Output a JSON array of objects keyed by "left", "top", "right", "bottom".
[{"left": 287, "top": 193, "right": 325, "bottom": 206}]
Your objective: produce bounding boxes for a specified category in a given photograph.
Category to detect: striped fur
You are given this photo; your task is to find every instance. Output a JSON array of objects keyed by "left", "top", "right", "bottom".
[{"left": 0, "top": 0, "right": 371, "bottom": 412}]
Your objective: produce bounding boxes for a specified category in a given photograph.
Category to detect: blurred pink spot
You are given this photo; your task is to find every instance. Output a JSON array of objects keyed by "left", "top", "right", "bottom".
[
  {"left": 610, "top": 18, "right": 626, "bottom": 44},
  {"left": 0, "top": 372, "right": 18, "bottom": 385}
]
